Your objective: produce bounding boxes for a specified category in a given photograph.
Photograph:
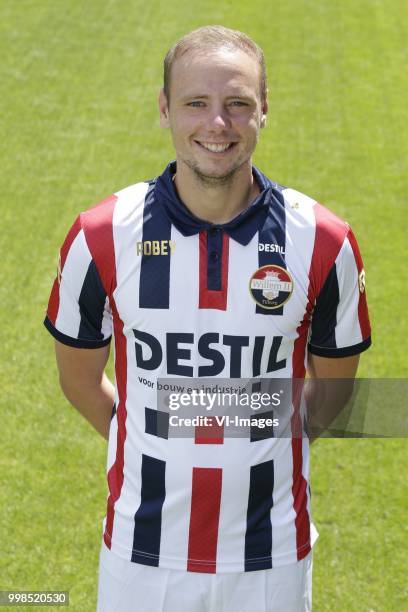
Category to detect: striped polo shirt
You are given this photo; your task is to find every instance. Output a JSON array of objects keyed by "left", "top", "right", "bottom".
[{"left": 44, "top": 161, "right": 371, "bottom": 573}]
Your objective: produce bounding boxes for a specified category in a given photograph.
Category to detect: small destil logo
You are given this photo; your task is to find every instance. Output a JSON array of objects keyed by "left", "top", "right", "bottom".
[{"left": 249, "top": 265, "right": 293, "bottom": 309}]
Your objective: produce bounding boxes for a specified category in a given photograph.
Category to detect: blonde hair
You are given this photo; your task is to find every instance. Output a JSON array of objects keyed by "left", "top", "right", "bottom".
[{"left": 163, "top": 25, "right": 267, "bottom": 105}]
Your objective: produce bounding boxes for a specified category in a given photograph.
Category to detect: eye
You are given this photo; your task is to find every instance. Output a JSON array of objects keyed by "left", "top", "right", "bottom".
[
  {"left": 187, "top": 100, "right": 205, "bottom": 107},
  {"left": 229, "top": 100, "right": 248, "bottom": 107}
]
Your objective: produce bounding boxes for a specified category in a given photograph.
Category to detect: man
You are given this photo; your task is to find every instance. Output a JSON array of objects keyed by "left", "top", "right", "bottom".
[{"left": 44, "top": 25, "right": 371, "bottom": 611}]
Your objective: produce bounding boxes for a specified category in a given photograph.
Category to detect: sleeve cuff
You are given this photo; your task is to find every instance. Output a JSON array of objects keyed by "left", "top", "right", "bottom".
[
  {"left": 308, "top": 336, "right": 371, "bottom": 358},
  {"left": 43, "top": 316, "right": 112, "bottom": 349}
]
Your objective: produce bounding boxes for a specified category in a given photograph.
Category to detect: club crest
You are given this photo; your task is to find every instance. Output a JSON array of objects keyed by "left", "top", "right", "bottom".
[{"left": 249, "top": 265, "right": 293, "bottom": 309}]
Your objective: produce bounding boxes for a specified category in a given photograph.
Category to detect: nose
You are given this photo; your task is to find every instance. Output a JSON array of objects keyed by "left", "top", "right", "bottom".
[{"left": 207, "top": 105, "right": 232, "bottom": 130}]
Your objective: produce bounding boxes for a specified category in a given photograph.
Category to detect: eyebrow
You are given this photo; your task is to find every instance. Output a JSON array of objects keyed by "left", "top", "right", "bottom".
[{"left": 180, "top": 93, "right": 255, "bottom": 102}]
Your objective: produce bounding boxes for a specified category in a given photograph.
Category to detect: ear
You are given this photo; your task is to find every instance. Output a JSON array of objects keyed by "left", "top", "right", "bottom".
[
  {"left": 158, "top": 88, "right": 170, "bottom": 128},
  {"left": 260, "top": 94, "right": 268, "bottom": 128}
]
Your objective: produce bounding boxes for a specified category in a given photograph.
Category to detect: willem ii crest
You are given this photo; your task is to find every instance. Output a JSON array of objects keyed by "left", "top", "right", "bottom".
[{"left": 249, "top": 265, "right": 293, "bottom": 309}]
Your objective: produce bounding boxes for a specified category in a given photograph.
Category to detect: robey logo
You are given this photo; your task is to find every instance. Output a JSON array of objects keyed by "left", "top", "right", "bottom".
[
  {"left": 358, "top": 269, "right": 366, "bottom": 293},
  {"left": 136, "top": 240, "right": 176, "bottom": 256},
  {"left": 57, "top": 254, "right": 62, "bottom": 284}
]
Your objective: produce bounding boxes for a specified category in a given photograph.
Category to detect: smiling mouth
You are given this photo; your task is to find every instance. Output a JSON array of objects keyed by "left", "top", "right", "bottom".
[{"left": 195, "top": 141, "right": 237, "bottom": 153}]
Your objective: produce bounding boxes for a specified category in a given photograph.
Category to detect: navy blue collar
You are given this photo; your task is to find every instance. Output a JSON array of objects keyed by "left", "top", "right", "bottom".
[{"left": 155, "top": 161, "right": 282, "bottom": 246}]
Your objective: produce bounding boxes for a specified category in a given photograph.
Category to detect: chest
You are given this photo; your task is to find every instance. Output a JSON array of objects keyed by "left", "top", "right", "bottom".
[{"left": 111, "top": 227, "right": 314, "bottom": 378}]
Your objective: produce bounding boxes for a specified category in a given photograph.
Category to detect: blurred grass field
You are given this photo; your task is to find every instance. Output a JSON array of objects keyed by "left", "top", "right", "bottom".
[{"left": 0, "top": 0, "right": 407, "bottom": 610}]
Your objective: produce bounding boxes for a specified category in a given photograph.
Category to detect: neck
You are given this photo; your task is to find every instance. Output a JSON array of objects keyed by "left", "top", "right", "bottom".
[{"left": 173, "top": 159, "right": 260, "bottom": 224}]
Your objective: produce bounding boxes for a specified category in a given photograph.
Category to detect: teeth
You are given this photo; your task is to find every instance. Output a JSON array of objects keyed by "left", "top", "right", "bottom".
[{"left": 200, "top": 142, "right": 231, "bottom": 152}]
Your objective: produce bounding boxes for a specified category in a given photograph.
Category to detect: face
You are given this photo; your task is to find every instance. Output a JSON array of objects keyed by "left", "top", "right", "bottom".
[{"left": 159, "top": 48, "right": 268, "bottom": 185}]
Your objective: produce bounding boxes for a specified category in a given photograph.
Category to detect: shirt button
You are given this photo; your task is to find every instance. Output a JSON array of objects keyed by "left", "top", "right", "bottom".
[{"left": 211, "top": 251, "right": 219, "bottom": 261}]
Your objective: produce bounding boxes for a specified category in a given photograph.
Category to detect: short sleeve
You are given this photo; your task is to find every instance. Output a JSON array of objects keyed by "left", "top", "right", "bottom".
[
  {"left": 44, "top": 215, "right": 113, "bottom": 348},
  {"left": 308, "top": 227, "right": 371, "bottom": 358}
]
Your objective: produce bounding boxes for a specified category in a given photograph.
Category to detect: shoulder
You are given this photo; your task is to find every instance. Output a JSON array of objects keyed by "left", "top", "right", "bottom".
[
  {"left": 79, "top": 180, "right": 152, "bottom": 232},
  {"left": 258, "top": 166, "right": 353, "bottom": 242},
  {"left": 277, "top": 185, "right": 351, "bottom": 250},
  {"left": 72, "top": 180, "right": 152, "bottom": 293},
  {"left": 265, "top": 181, "right": 356, "bottom": 298}
]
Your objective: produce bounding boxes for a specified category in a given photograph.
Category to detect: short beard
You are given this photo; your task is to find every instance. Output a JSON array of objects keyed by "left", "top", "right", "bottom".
[{"left": 183, "top": 157, "right": 246, "bottom": 188}]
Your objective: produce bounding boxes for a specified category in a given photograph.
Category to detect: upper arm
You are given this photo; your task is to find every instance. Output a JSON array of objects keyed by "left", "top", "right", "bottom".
[
  {"left": 308, "top": 226, "right": 371, "bottom": 359},
  {"left": 44, "top": 214, "right": 113, "bottom": 350},
  {"left": 55, "top": 341, "right": 110, "bottom": 389},
  {"left": 307, "top": 352, "right": 360, "bottom": 379}
]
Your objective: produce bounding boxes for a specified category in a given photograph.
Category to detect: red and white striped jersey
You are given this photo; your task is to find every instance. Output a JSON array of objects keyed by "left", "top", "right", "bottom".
[{"left": 44, "top": 162, "right": 371, "bottom": 573}]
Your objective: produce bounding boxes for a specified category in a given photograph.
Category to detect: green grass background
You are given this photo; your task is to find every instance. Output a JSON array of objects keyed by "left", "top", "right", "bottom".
[{"left": 1, "top": 0, "right": 407, "bottom": 610}]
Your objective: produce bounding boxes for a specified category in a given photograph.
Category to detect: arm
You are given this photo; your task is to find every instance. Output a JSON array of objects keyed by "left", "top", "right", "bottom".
[
  {"left": 305, "top": 222, "right": 371, "bottom": 442},
  {"left": 55, "top": 340, "right": 115, "bottom": 440},
  {"left": 305, "top": 352, "right": 360, "bottom": 443}
]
